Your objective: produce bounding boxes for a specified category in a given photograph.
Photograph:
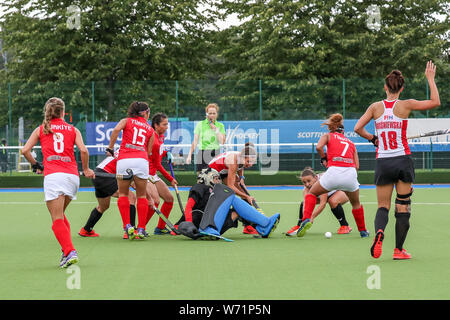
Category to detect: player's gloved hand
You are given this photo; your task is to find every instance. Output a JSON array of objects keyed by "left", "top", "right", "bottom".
[
  {"left": 167, "top": 151, "right": 173, "bottom": 163},
  {"left": 369, "top": 135, "right": 378, "bottom": 147},
  {"left": 178, "top": 221, "right": 202, "bottom": 240},
  {"left": 32, "top": 162, "right": 44, "bottom": 173}
]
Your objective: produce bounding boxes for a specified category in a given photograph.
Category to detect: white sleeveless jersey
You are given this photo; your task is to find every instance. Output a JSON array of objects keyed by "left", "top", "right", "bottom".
[
  {"left": 208, "top": 151, "right": 243, "bottom": 175},
  {"left": 374, "top": 100, "right": 411, "bottom": 159}
]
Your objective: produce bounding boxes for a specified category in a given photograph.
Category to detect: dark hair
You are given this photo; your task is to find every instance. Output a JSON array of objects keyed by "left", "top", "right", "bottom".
[
  {"left": 385, "top": 70, "right": 404, "bottom": 94},
  {"left": 127, "top": 101, "right": 150, "bottom": 118},
  {"left": 151, "top": 112, "right": 168, "bottom": 129},
  {"left": 322, "top": 113, "right": 343, "bottom": 133},
  {"left": 241, "top": 142, "right": 257, "bottom": 158}
]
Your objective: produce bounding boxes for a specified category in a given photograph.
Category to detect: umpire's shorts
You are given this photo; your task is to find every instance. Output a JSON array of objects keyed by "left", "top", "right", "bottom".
[
  {"left": 92, "top": 168, "right": 118, "bottom": 198},
  {"left": 374, "top": 155, "right": 415, "bottom": 186}
]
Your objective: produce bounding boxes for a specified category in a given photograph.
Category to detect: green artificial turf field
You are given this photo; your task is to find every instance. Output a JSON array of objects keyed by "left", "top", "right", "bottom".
[{"left": 1, "top": 186, "right": 450, "bottom": 300}]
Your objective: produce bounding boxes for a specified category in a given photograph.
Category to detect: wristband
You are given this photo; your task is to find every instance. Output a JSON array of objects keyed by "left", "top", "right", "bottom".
[
  {"left": 105, "top": 148, "right": 114, "bottom": 157},
  {"left": 369, "top": 135, "right": 379, "bottom": 147},
  {"left": 320, "top": 156, "right": 327, "bottom": 166},
  {"left": 32, "top": 162, "right": 44, "bottom": 173}
]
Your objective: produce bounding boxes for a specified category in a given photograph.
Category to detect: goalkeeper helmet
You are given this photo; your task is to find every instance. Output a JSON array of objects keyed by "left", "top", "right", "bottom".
[{"left": 197, "top": 168, "right": 221, "bottom": 187}]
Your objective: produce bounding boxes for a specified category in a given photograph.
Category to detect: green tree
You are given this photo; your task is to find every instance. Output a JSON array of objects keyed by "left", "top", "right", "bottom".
[
  {"left": 213, "top": 0, "right": 449, "bottom": 119},
  {"left": 0, "top": 0, "right": 218, "bottom": 126}
]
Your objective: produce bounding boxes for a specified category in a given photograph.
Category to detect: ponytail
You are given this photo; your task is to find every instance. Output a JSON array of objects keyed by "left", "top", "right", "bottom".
[
  {"left": 42, "top": 97, "right": 65, "bottom": 135},
  {"left": 322, "top": 113, "right": 344, "bottom": 133}
]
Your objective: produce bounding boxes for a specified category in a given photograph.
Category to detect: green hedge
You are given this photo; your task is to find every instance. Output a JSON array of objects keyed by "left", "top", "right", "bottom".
[{"left": 1, "top": 170, "right": 450, "bottom": 188}]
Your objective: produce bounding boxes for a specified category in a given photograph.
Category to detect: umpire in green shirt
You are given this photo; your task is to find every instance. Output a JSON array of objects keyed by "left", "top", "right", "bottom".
[{"left": 186, "top": 103, "right": 226, "bottom": 173}]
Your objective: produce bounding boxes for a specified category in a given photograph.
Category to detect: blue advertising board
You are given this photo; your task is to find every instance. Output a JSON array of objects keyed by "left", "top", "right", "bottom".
[{"left": 86, "top": 119, "right": 447, "bottom": 155}]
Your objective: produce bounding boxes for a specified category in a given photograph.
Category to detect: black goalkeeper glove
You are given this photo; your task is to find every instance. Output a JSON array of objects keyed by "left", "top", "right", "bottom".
[
  {"left": 369, "top": 135, "right": 379, "bottom": 147},
  {"left": 32, "top": 162, "right": 44, "bottom": 173},
  {"left": 178, "top": 221, "right": 202, "bottom": 240}
]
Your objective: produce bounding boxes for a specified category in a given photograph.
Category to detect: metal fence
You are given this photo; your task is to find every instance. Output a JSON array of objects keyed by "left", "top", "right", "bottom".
[{"left": 0, "top": 78, "right": 449, "bottom": 146}]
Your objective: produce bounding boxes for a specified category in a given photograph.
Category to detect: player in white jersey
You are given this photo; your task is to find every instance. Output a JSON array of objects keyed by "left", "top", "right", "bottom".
[
  {"left": 354, "top": 61, "right": 440, "bottom": 260},
  {"left": 285, "top": 167, "right": 352, "bottom": 236}
]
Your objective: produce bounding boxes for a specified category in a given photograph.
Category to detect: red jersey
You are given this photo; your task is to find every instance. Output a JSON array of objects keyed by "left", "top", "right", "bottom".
[
  {"left": 96, "top": 156, "right": 117, "bottom": 174},
  {"left": 39, "top": 118, "right": 78, "bottom": 176},
  {"left": 326, "top": 132, "right": 356, "bottom": 168},
  {"left": 208, "top": 151, "right": 243, "bottom": 175},
  {"left": 149, "top": 131, "right": 173, "bottom": 182},
  {"left": 117, "top": 117, "right": 154, "bottom": 160}
]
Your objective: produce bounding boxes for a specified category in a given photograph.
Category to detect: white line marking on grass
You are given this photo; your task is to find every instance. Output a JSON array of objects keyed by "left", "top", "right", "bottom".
[
  {"left": 257, "top": 202, "right": 450, "bottom": 205},
  {"left": 1, "top": 201, "right": 450, "bottom": 206}
]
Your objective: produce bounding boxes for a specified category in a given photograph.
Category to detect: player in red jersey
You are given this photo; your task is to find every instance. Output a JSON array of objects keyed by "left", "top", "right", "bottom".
[
  {"left": 78, "top": 148, "right": 137, "bottom": 239},
  {"left": 285, "top": 167, "right": 352, "bottom": 236},
  {"left": 107, "top": 101, "right": 155, "bottom": 240},
  {"left": 297, "top": 113, "right": 369, "bottom": 239},
  {"left": 354, "top": 61, "right": 440, "bottom": 260},
  {"left": 143, "top": 112, "right": 178, "bottom": 235},
  {"left": 22, "top": 97, "right": 95, "bottom": 268},
  {"left": 208, "top": 142, "right": 260, "bottom": 235}
]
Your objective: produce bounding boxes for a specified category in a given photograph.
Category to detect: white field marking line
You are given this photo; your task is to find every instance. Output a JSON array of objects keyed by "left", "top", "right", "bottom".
[
  {"left": 2, "top": 201, "right": 450, "bottom": 206},
  {"left": 258, "top": 201, "right": 450, "bottom": 205}
]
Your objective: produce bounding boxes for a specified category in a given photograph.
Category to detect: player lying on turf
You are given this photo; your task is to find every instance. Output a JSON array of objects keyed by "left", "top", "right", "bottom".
[
  {"left": 285, "top": 167, "right": 352, "bottom": 236},
  {"left": 297, "top": 113, "right": 369, "bottom": 239},
  {"left": 176, "top": 168, "right": 280, "bottom": 240},
  {"left": 78, "top": 148, "right": 138, "bottom": 239}
]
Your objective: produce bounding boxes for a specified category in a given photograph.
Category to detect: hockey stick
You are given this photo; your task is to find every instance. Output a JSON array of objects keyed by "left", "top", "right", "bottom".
[
  {"left": 407, "top": 129, "right": 450, "bottom": 139},
  {"left": 152, "top": 205, "right": 181, "bottom": 235},
  {"left": 168, "top": 161, "right": 185, "bottom": 216},
  {"left": 199, "top": 231, "right": 234, "bottom": 242},
  {"left": 239, "top": 182, "right": 264, "bottom": 214},
  {"left": 80, "top": 168, "right": 134, "bottom": 180}
]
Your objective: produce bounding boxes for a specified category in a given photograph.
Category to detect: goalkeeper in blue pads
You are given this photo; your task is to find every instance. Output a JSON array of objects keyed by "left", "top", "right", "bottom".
[{"left": 177, "top": 168, "right": 280, "bottom": 240}]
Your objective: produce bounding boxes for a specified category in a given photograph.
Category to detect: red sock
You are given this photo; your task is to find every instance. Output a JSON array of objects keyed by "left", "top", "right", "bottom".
[
  {"left": 352, "top": 205, "right": 366, "bottom": 231},
  {"left": 157, "top": 202, "right": 173, "bottom": 229},
  {"left": 52, "top": 219, "right": 75, "bottom": 256},
  {"left": 63, "top": 214, "right": 70, "bottom": 233},
  {"left": 302, "top": 193, "right": 317, "bottom": 221},
  {"left": 117, "top": 196, "right": 131, "bottom": 228},
  {"left": 136, "top": 198, "right": 149, "bottom": 229},
  {"left": 146, "top": 205, "right": 156, "bottom": 226}
]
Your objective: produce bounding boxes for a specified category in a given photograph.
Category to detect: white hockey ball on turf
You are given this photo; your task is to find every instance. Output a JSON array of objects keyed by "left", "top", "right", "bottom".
[{"left": 325, "top": 231, "right": 332, "bottom": 239}]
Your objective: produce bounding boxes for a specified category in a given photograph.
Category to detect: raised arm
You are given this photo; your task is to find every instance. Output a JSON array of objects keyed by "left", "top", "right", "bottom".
[{"left": 404, "top": 61, "right": 440, "bottom": 111}]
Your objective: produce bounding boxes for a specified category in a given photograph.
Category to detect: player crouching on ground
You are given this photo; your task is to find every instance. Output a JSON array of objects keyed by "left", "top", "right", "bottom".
[{"left": 177, "top": 168, "right": 281, "bottom": 240}]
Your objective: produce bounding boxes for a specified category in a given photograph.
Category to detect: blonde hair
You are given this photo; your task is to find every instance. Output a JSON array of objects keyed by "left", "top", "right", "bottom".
[
  {"left": 322, "top": 113, "right": 343, "bottom": 133},
  {"left": 42, "top": 97, "right": 65, "bottom": 135},
  {"left": 205, "top": 103, "right": 219, "bottom": 113}
]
